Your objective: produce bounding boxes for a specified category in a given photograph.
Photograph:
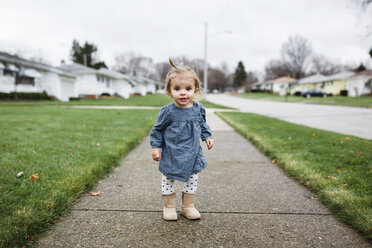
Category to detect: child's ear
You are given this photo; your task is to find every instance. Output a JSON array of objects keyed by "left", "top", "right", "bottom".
[{"left": 194, "top": 88, "right": 199, "bottom": 93}]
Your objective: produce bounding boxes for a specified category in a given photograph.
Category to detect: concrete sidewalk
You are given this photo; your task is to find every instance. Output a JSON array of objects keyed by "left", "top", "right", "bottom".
[{"left": 38, "top": 110, "right": 370, "bottom": 247}]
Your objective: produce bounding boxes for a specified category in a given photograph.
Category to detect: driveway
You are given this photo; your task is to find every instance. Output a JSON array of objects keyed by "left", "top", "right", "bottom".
[{"left": 207, "top": 94, "right": 372, "bottom": 139}]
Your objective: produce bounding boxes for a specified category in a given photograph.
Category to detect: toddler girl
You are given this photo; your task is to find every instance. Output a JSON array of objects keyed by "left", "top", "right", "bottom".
[{"left": 150, "top": 58, "right": 214, "bottom": 221}]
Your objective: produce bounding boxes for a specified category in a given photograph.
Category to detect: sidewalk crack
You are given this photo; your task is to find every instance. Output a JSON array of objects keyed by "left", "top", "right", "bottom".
[{"left": 72, "top": 208, "right": 331, "bottom": 216}]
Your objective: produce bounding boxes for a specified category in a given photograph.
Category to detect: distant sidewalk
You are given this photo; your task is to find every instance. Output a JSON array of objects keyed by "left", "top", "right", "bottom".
[
  {"left": 206, "top": 94, "right": 372, "bottom": 139},
  {"left": 37, "top": 110, "right": 369, "bottom": 247}
]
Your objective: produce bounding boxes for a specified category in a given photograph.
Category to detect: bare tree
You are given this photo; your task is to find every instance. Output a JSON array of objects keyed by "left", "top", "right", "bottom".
[
  {"left": 310, "top": 54, "right": 352, "bottom": 75},
  {"left": 208, "top": 68, "right": 227, "bottom": 92},
  {"left": 173, "top": 56, "right": 191, "bottom": 66},
  {"left": 350, "top": 0, "right": 372, "bottom": 36},
  {"left": 264, "top": 59, "right": 291, "bottom": 80},
  {"left": 113, "top": 52, "right": 155, "bottom": 77},
  {"left": 281, "top": 35, "right": 312, "bottom": 79},
  {"left": 155, "top": 62, "right": 170, "bottom": 83},
  {"left": 168, "top": 56, "right": 207, "bottom": 83},
  {"left": 113, "top": 51, "right": 137, "bottom": 74},
  {"left": 352, "top": 0, "right": 372, "bottom": 10},
  {"left": 131, "top": 56, "right": 155, "bottom": 77},
  {"left": 244, "top": 71, "right": 259, "bottom": 92},
  {"left": 190, "top": 58, "right": 206, "bottom": 82}
]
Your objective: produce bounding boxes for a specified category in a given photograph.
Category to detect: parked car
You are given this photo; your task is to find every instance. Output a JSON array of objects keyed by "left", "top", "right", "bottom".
[{"left": 301, "top": 90, "right": 328, "bottom": 98}]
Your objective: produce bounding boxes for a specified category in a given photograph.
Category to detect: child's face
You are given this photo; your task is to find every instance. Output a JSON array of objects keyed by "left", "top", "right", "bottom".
[{"left": 169, "top": 73, "right": 198, "bottom": 108}]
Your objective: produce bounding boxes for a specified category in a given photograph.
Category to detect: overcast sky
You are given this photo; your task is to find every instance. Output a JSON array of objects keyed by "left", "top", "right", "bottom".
[{"left": 0, "top": 0, "right": 371, "bottom": 74}]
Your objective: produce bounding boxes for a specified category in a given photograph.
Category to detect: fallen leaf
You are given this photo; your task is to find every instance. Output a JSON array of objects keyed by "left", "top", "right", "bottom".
[
  {"left": 344, "top": 137, "right": 350, "bottom": 141},
  {"left": 336, "top": 169, "right": 341, "bottom": 173},
  {"left": 27, "top": 235, "right": 34, "bottom": 241},
  {"left": 281, "top": 141, "right": 286, "bottom": 145},
  {"left": 68, "top": 149, "right": 73, "bottom": 153},
  {"left": 90, "top": 191, "right": 101, "bottom": 196},
  {"left": 272, "top": 159, "right": 277, "bottom": 164},
  {"left": 30, "top": 174, "right": 39, "bottom": 181},
  {"left": 342, "top": 184, "right": 348, "bottom": 187},
  {"left": 281, "top": 148, "right": 285, "bottom": 152},
  {"left": 325, "top": 176, "right": 336, "bottom": 180},
  {"left": 17, "top": 172, "right": 24, "bottom": 178},
  {"left": 62, "top": 163, "right": 68, "bottom": 167},
  {"left": 360, "top": 152, "right": 364, "bottom": 155},
  {"left": 96, "top": 143, "right": 100, "bottom": 147},
  {"left": 312, "top": 133, "right": 317, "bottom": 136}
]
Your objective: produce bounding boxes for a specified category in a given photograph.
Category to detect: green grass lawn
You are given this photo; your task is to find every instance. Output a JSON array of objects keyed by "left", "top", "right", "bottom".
[
  {"left": 237, "top": 93, "right": 372, "bottom": 108},
  {"left": 217, "top": 111, "right": 372, "bottom": 240},
  {"left": 0, "top": 106, "right": 160, "bottom": 247},
  {"left": 0, "top": 94, "right": 232, "bottom": 109}
]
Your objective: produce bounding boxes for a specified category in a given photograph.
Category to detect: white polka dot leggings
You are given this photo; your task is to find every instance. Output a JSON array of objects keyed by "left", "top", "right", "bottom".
[{"left": 162, "top": 173, "right": 198, "bottom": 195}]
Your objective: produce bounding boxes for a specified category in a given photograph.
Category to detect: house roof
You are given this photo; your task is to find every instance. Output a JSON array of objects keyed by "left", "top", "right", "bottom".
[
  {"left": 271, "top": 76, "right": 296, "bottom": 83},
  {"left": 322, "top": 71, "right": 355, "bottom": 81},
  {"left": 134, "top": 76, "right": 163, "bottom": 86},
  {"left": 19, "top": 68, "right": 43, "bottom": 78},
  {"left": 252, "top": 81, "right": 263, "bottom": 86},
  {"left": 57, "top": 63, "right": 97, "bottom": 75},
  {"left": 98, "top": 68, "right": 130, "bottom": 80},
  {"left": 347, "top": 70, "right": 372, "bottom": 80},
  {"left": 298, "top": 73, "right": 327, "bottom": 84},
  {"left": 0, "top": 51, "right": 75, "bottom": 78},
  {"left": 0, "top": 51, "right": 51, "bottom": 71}
]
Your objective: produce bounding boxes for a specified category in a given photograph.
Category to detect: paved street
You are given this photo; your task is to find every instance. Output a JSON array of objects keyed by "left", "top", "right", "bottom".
[
  {"left": 37, "top": 109, "right": 370, "bottom": 247},
  {"left": 207, "top": 94, "right": 372, "bottom": 139}
]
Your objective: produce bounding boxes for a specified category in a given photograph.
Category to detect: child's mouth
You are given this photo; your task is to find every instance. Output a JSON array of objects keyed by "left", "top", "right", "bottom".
[{"left": 179, "top": 98, "right": 188, "bottom": 102}]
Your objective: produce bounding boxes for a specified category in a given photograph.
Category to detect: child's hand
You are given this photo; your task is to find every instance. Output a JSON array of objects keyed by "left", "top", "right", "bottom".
[
  {"left": 205, "top": 138, "right": 214, "bottom": 150},
  {"left": 152, "top": 148, "right": 161, "bottom": 161}
]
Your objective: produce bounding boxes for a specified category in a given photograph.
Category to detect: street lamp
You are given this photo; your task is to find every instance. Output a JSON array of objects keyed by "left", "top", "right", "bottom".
[{"left": 203, "top": 22, "right": 231, "bottom": 96}]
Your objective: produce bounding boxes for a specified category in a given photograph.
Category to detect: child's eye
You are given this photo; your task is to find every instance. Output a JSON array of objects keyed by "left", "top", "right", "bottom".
[
  {"left": 187, "top": 87, "right": 192, "bottom": 91},
  {"left": 174, "top": 87, "right": 180, "bottom": 91}
]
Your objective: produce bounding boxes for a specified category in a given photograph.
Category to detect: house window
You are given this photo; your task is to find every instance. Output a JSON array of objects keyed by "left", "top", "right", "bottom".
[
  {"left": 3, "top": 69, "right": 14, "bottom": 77},
  {"left": 16, "top": 76, "right": 35, "bottom": 86},
  {"left": 96, "top": 75, "right": 100, "bottom": 81},
  {"left": 106, "top": 78, "right": 111, "bottom": 88}
]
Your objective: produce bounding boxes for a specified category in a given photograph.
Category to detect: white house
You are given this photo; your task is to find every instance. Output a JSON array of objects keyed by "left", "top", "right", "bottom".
[
  {"left": 345, "top": 70, "right": 372, "bottom": 97},
  {"left": 58, "top": 63, "right": 136, "bottom": 99},
  {"left": 270, "top": 76, "right": 297, "bottom": 96},
  {"left": 135, "top": 76, "right": 162, "bottom": 94},
  {"left": 0, "top": 51, "right": 77, "bottom": 101},
  {"left": 129, "top": 77, "right": 147, "bottom": 96},
  {"left": 98, "top": 68, "right": 132, "bottom": 99},
  {"left": 58, "top": 63, "right": 107, "bottom": 98}
]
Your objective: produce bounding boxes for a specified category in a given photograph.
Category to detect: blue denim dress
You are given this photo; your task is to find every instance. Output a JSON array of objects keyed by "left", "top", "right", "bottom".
[{"left": 150, "top": 102, "right": 212, "bottom": 182}]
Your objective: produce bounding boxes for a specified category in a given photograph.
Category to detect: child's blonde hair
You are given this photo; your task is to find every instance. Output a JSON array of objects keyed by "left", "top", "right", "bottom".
[{"left": 165, "top": 58, "right": 203, "bottom": 99}]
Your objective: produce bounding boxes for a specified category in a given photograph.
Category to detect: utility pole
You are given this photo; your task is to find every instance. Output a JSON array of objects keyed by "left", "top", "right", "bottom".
[
  {"left": 203, "top": 22, "right": 208, "bottom": 96},
  {"left": 203, "top": 22, "right": 231, "bottom": 97},
  {"left": 83, "top": 54, "right": 87, "bottom": 66}
]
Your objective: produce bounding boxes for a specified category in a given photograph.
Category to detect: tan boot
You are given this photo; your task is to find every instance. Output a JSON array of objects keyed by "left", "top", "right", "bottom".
[
  {"left": 181, "top": 192, "right": 201, "bottom": 220},
  {"left": 162, "top": 193, "right": 177, "bottom": 220}
]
